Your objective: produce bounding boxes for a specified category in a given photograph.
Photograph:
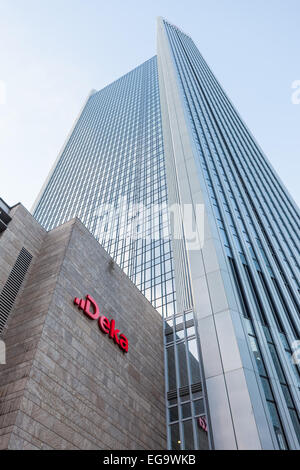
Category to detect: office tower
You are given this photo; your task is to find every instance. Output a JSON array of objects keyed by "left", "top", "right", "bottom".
[{"left": 32, "top": 18, "right": 300, "bottom": 450}]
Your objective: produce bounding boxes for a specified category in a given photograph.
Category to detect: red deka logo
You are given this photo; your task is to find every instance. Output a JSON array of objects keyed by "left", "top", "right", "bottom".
[{"left": 74, "top": 295, "right": 128, "bottom": 353}]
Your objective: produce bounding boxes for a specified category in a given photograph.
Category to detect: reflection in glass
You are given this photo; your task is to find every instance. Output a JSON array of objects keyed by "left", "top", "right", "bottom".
[
  {"left": 175, "top": 328, "right": 185, "bottom": 340},
  {"left": 185, "top": 312, "right": 194, "bottom": 322},
  {"left": 196, "top": 416, "right": 209, "bottom": 450},
  {"left": 186, "top": 326, "right": 195, "bottom": 337},
  {"left": 167, "top": 346, "right": 176, "bottom": 391},
  {"left": 181, "top": 402, "right": 191, "bottom": 419},
  {"left": 169, "top": 406, "right": 178, "bottom": 422},
  {"left": 267, "top": 402, "right": 288, "bottom": 450},
  {"left": 187, "top": 339, "right": 201, "bottom": 384},
  {"left": 194, "top": 399, "right": 205, "bottom": 415},
  {"left": 183, "top": 420, "right": 194, "bottom": 450},
  {"left": 249, "top": 336, "right": 266, "bottom": 375}
]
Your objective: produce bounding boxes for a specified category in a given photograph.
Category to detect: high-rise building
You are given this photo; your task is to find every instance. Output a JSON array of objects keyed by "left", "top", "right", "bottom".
[{"left": 32, "top": 18, "right": 300, "bottom": 450}]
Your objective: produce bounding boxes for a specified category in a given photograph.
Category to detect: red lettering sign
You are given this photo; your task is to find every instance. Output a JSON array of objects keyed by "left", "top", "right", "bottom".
[
  {"left": 197, "top": 416, "right": 207, "bottom": 432},
  {"left": 74, "top": 295, "right": 128, "bottom": 353}
]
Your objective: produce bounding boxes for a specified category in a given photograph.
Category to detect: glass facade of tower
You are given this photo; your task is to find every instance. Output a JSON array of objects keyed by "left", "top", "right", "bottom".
[
  {"left": 33, "top": 19, "right": 299, "bottom": 450},
  {"left": 34, "top": 57, "right": 176, "bottom": 317},
  {"left": 161, "top": 20, "right": 300, "bottom": 449},
  {"left": 33, "top": 56, "right": 208, "bottom": 450}
]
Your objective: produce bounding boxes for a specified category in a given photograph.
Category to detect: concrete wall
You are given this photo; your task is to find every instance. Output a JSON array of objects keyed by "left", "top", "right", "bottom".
[{"left": 0, "top": 207, "right": 166, "bottom": 449}]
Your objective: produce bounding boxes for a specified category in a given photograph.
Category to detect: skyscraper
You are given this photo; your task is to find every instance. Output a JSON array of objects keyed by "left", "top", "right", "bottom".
[{"left": 32, "top": 18, "right": 300, "bottom": 450}]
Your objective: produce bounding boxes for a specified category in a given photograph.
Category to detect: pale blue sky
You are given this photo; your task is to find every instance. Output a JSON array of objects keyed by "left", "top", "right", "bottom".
[{"left": 0, "top": 0, "right": 299, "bottom": 209}]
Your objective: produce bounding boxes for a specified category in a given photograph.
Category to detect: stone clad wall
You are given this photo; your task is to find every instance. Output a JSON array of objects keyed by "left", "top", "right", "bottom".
[{"left": 0, "top": 208, "right": 166, "bottom": 449}]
